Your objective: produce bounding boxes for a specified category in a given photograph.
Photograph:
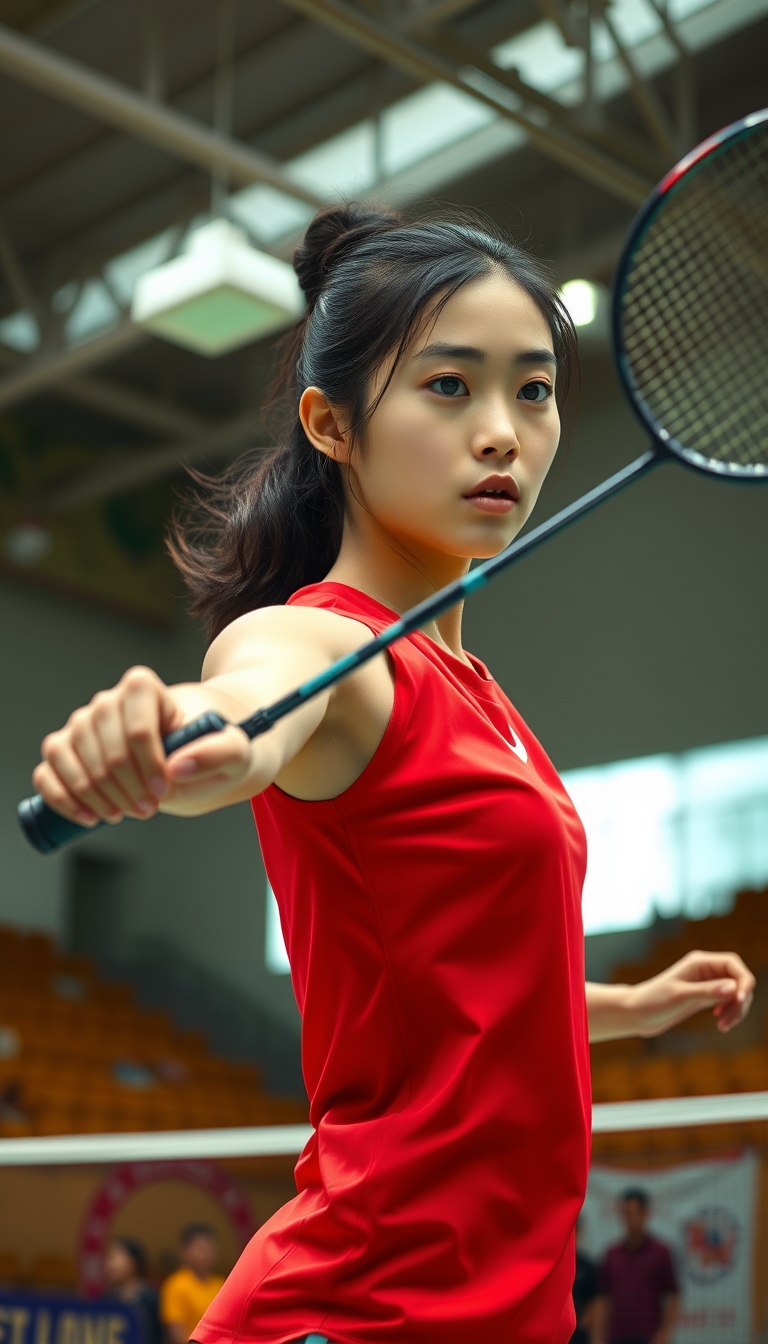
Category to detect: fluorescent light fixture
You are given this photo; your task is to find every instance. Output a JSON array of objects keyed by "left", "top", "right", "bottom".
[
  {"left": 561, "top": 278, "right": 599, "bottom": 326},
  {"left": 132, "top": 219, "right": 305, "bottom": 357}
]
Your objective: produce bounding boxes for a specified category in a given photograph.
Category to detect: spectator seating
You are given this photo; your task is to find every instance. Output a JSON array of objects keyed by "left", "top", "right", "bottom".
[
  {"left": 590, "top": 886, "right": 768, "bottom": 1156},
  {"left": 0, "top": 925, "right": 306, "bottom": 1138}
]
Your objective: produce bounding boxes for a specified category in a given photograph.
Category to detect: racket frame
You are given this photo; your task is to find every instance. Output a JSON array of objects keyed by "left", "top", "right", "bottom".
[{"left": 612, "top": 106, "right": 768, "bottom": 483}]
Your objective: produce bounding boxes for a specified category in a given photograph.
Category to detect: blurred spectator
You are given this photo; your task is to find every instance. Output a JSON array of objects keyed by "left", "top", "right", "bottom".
[
  {"left": 103, "top": 1236, "right": 162, "bottom": 1344},
  {"left": 572, "top": 1218, "right": 598, "bottom": 1344},
  {"left": 0, "top": 1080, "right": 27, "bottom": 1122},
  {"left": 593, "top": 1188, "right": 679, "bottom": 1344},
  {"left": 160, "top": 1224, "right": 225, "bottom": 1344}
]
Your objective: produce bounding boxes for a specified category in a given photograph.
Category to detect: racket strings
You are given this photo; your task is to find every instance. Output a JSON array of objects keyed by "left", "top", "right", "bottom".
[{"left": 619, "top": 126, "right": 768, "bottom": 473}]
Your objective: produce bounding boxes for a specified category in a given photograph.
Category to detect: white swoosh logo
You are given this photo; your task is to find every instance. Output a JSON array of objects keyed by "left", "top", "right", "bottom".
[{"left": 507, "top": 724, "right": 528, "bottom": 763}]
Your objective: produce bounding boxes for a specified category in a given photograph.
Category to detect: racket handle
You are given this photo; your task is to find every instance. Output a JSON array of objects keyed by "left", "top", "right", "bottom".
[{"left": 17, "top": 710, "right": 229, "bottom": 855}]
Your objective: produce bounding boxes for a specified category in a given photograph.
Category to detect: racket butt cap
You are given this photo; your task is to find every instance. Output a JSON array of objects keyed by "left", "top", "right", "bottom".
[{"left": 17, "top": 795, "right": 92, "bottom": 854}]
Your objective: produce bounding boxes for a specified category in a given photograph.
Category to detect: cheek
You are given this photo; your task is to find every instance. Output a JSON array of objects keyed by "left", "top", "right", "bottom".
[{"left": 362, "top": 402, "right": 454, "bottom": 499}]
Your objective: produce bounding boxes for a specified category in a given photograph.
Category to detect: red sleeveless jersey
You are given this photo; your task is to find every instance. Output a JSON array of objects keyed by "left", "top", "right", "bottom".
[{"left": 195, "top": 582, "right": 590, "bottom": 1344}]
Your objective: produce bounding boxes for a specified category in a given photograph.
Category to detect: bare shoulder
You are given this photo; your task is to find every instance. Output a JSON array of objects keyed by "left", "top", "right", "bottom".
[
  {"left": 201, "top": 601, "right": 393, "bottom": 801},
  {"left": 202, "top": 602, "right": 375, "bottom": 679}
]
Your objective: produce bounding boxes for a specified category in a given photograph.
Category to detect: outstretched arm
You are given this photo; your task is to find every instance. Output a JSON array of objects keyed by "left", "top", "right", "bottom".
[
  {"left": 587, "top": 950, "right": 755, "bottom": 1042},
  {"left": 31, "top": 604, "right": 392, "bottom": 828}
]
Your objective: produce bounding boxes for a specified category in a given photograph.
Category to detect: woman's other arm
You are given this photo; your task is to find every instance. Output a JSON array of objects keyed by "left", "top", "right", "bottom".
[{"left": 586, "top": 950, "right": 755, "bottom": 1042}]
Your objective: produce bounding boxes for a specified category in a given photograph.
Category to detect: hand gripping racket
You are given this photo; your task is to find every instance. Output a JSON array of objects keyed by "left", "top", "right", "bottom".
[{"left": 19, "top": 108, "right": 768, "bottom": 853}]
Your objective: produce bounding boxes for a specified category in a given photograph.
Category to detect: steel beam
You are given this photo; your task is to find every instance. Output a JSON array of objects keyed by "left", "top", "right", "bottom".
[
  {"left": 600, "top": 8, "right": 677, "bottom": 160},
  {"left": 280, "top": 0, "right": 653, "bottom": 204},
  {"left": 0, "top": 22, "right": 324, "bottom": 208},
  {"left": 46, "top": 412, "right": 261, "bottom": 511},
  {"left": 0, "top": 328, "right": 210, "bottom": 437},
  {"left": 0, "top": 319, "right": 145, "bottom": 414},
  {"left": 59, "top": 374, "right": 207, "bottom": 439}
]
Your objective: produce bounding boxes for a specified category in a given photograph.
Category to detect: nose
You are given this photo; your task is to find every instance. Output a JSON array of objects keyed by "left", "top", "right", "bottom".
[{"left": 471, "top": 400, "right": 520, "bottom": 460}]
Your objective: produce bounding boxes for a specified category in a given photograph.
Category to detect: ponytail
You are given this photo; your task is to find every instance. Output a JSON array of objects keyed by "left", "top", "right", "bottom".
[{"left": 169, "top": 427, "right": 344, "bottom": 641}]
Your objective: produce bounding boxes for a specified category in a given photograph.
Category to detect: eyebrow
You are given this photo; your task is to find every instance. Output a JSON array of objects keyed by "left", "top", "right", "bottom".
[{"left": 414, "top": 341, "right": 558, "bottom": 367}]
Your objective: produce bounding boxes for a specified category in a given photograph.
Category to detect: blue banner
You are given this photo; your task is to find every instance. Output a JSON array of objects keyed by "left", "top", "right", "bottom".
[{"left": 0, "top": 1293, "right": 140, "bottom": 1344}]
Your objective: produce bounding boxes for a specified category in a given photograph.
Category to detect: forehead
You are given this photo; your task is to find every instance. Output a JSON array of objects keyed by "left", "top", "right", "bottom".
[{"left": 420, "top": 270, "right": 554, "bottom": 353}]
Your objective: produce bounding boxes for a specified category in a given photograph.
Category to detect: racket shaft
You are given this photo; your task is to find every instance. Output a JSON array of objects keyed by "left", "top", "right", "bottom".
[
  {"left": 18, "top": 447, "right": 658, "bottom": 854},
  {"left": 239, "top": 446, "right": 660, "bottom": 738}
]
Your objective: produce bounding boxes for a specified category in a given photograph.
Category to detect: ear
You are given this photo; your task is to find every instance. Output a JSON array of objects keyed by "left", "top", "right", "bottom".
[{"left": 299, "top": 386, "right": 352, "bottom": 464}]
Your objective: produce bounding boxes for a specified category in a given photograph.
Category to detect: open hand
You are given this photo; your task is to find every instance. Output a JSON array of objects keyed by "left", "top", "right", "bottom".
[{"left": 629, "top": 950, "right": 755, "bottom": 1037}]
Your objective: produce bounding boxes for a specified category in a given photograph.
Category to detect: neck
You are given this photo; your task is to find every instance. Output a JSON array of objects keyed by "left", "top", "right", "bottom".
[
  {"left": 626, "top": 1231, "right": 646, "bottom": 1249},
  {"left": 325, "top": 506, "right": 471, "bottom": 661}
]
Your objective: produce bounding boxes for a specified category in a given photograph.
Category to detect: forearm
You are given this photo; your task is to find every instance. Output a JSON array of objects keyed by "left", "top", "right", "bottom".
[
  {"left": 653, "top": 1294, "right": 680, "bottom": 1344},
  {"left": 162, "top": 665, "right": 329, "bottom": 811},
  {"left": 590, "top": 1295, "right": 609, "bottom": 1344},
  {"left": 586, "top": 982, "right": 639, "bottom": 1042}
]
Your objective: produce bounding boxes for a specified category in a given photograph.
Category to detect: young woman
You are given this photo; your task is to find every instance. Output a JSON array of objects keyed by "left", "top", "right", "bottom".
[{"left": 33, "top": 205, "right": 754, "bottom": 1344}]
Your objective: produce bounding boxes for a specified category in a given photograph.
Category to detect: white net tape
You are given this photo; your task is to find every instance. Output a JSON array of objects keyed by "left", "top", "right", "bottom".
[{"left": 0, "top": 1093, "right": 766, "bottom": 1165}]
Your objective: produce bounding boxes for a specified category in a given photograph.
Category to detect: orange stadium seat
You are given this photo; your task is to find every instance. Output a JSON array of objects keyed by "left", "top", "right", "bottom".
[{"left": 0, "top": 922, "right": 308, "bottom": 1138}]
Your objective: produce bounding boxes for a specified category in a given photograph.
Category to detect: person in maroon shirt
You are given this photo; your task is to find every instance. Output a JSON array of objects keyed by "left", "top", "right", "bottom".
[{"left": 594, "top": 1189, "right": 679, "bottom": 1344}]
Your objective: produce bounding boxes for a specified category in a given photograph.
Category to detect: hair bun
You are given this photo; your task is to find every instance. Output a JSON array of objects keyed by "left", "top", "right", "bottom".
[{"left": 293, "top": 203, "right": 400, "bottom": 310}]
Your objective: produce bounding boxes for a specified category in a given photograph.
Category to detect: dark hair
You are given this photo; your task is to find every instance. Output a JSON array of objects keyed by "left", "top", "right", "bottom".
[
  {"left": 112, "top": 1236, "right": 148, "bottom": 1278},
  {"left": 622, "top": 1188, "right": 650, "bottom": 1208},
  {"left": 180, "top": 1222, "right": 216, "bottom": 1247},
  {"left": 170, "top": 203, "right": 578, "bottom": 639}
]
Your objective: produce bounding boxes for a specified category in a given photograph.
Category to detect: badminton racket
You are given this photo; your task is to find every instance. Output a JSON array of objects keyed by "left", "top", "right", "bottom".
[{"left": 19, "top": 107, "right": 768, "bottom": 853}]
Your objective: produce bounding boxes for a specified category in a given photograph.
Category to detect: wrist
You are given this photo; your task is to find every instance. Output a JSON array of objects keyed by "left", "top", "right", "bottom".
[
  {"left": 587, "top": 981, "right": 645, "bottom": 1042},
  {"left": 615, "top": 981, "right": 644, "bottom": 1035}
]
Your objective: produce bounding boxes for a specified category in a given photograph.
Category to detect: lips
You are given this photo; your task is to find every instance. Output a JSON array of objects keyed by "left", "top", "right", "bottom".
[{"left": 464, "top": 475, "right": 520, "bottom": 502}]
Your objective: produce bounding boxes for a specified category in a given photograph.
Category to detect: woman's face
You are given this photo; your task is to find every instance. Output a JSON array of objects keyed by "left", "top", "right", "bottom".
[{"left": 349, "top": 270, "right": 562, "bottom": 564}]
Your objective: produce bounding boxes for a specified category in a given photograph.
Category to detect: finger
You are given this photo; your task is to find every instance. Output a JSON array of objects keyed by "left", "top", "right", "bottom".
[
  {"left": 715, "top": 988, "right": 754, "bottom": 1031},
  {"left": 676, "top": 976, "right": 738, "bottom": 1003},
  {"left": 32, "top": 760, "right": 100, "bottom": 826},
  {"left": 70, "top": 711, "right": 149, "bottom": 820},
  {"left": 682, "top": 950, "right": 755, "bottom": 996},
  {"left": 38, "top": 737, "right": 122, "bottom": 823},
  {"left": 121, "top": 669, "right": 179, "bottom": 798},
  {"left": 92, "top": 695, "right": 158, "bottom": 818},
  {"left": 166, "top": 726, "right": 251, "bottom": 785}
]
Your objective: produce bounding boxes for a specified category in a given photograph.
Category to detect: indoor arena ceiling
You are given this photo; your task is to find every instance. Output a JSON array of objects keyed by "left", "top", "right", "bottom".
[{"left": 0, "top": 0, "right": 765, "bottom": 616}]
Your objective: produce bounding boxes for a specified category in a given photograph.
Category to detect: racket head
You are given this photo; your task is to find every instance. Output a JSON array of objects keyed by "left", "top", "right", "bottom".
[{"left": 612, "top": 108, "right": 768, "bottom": 480}]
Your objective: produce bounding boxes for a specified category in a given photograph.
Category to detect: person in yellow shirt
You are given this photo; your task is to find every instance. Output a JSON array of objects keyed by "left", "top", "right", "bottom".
[{"left": 160, "top": 1224, "right": 225, "bottom": 1344}]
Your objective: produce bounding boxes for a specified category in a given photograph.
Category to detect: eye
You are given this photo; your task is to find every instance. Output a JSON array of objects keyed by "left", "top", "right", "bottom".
[
  {"left": 518, "top": 380, "right": 553, "bottom": 403},
  {"left": 428, "top": 375, "right": 469, "bottom": 398}
]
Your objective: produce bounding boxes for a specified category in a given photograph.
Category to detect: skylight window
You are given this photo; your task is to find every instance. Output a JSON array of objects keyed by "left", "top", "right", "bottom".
[
  {"left": 564, "top": 736, "right": 768, "bottom": 935},
  {"left": 492, "top": 21, "right": 585, "bottom": 95},
  {"left": 65, "top": 278, "right": 121, "bottom": 343},
  {"left": 0, "top": 309, "right": 40, "bottom": 352},
  {"left": 287, "top": 120, "right": 379, "bottom": 198},
  {"left": 381, "top": 83, "right": 496, "bottom": 177}
]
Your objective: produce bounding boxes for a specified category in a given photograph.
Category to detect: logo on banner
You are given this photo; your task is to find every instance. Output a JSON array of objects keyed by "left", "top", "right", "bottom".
[{"left": 682, "top": 1206, "right": 740, "bottom": 1284}]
